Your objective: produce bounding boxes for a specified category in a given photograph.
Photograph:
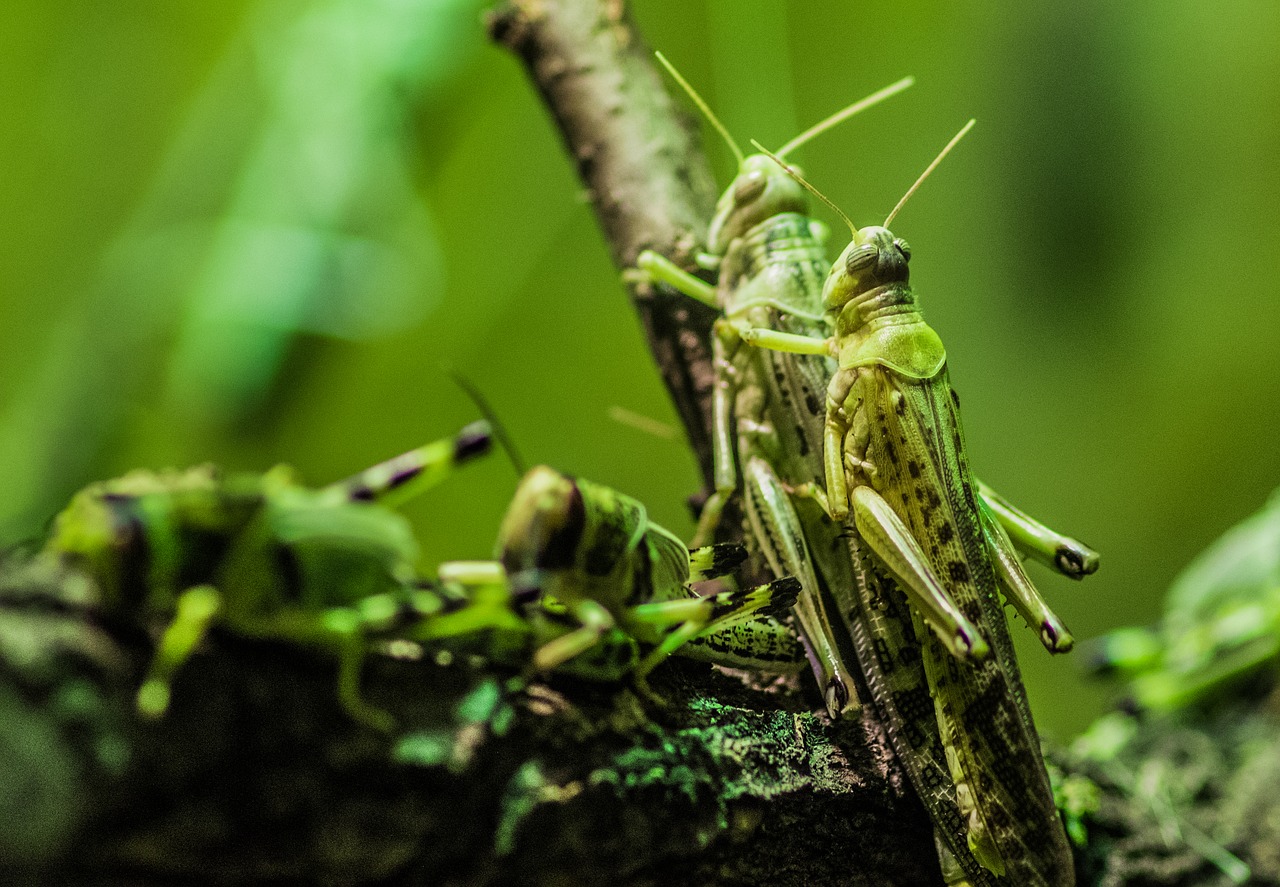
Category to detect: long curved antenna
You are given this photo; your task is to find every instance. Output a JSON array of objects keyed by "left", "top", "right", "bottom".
[
  {"left": 654, "top": 51, "right": 744, "bottom": 165},
  {"left": 448, "top": 369, "right": 527, "bottom": 476},
  {"left": 775, "top": 76, "right": 915, "bottom": 160},
  {"left": 751, "top": 140, "right": 858, "bottom": 237},
  {"left": 884, "top": 118, "right": 975, "bottom": 229}
]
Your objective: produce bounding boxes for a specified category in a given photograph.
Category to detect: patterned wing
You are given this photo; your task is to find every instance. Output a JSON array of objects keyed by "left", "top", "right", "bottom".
[{"left": 864, "top": 364, "right": 1073, "bottom": 887}]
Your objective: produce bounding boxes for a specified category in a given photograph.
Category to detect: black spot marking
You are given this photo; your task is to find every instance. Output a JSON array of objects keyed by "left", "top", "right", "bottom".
[
  {"left": 793, "top": 424, "right": 810, "bottom": 457},
  {"left": 906, "top": 460, "right": 921, "bottom": 479},
  {"left": 454, "top": 422, "right": 493, "bottom": 464},
  {"left": 584, "top": 494, "right": 638, "bottom": 577},
  {"left": 1056, "top": 547, "right": 1086, "bottom": 578},
  {"left": 883, "top": 440, "right": 897, "bottom": 464},
  {"left": 950, "top": 388, "right": 960, "bottom": 409},
  {"left": 627, "top": 541, "right": 654, "bottom": 605},
  {"left": 765, "top": 577, "right": 801, "bottom": 613},
  {"left": 385, "top": 464, "right": 421, "bottom": 491},
  {"left": 936, "top": 522, "right": 954, "bottom": 544},
  {"left": 537, "top": 484, "right": 586, "bottom": 571},
  {"left": 805, "top": 391, "right": 823, "bottom": 416},
  {"left": 105, "top": 500, "right": 150, "bottom": 611},
  {"left": 927, "top": 490, "right": 941, "bottom": 509},
  {"left": 893, "top": 394, "right": 907, "bottom": 416},
  {"left": 709, "top": 543, "right": 749, "bottom": 576},
  {"left": 948, "top": 561, "right": 970, "bottom": 583}
]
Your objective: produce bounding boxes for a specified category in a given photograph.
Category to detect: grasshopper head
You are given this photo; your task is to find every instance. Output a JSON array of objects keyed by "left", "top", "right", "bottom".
[
  {"left": 45, "top": 489, "right": 133, "bottom": 606},
  {"left": 707, "top": 154, "right": 808, "bottom": 253},
  {"left": 44, "top": 467, "right": 222, "bottom": 610},
  {"left": 497, "top": 466, "right": 585, "bottom": 588},
  {"left": 823, "top": 225, "right": 912, "bottom": 311}
]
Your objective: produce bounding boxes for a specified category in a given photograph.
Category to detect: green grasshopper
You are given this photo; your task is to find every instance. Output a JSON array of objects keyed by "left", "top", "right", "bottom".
[
  {"left": 1090, "top": 486, "right": 1280, "bottom": 712},
  {"left": 634, "top": 59, "right": 1098, "bottom": 729},
  {"left": 44, "top": 421, "right": 495, "bottom": 731},
  {"left": 739, "top": 128, "right": 1096, "bottom": 886},
  {"left": 635, "top": 56, "right": 915, "bottom": 717},
  {"left": 432, "top": 465, "right": 803, "bottom": 686}
]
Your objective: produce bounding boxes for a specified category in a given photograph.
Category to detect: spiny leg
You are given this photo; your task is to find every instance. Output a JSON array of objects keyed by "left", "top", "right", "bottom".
[
  {"left": 629, "top": 576, "right": 801, "bottom": 676},
  {"left": 977, "top": 499, "right": 1074, "bottom": 653},
  {"left": 136, "top": 584, "right": 223, "bottom": 718},
  {"left": 976, "top": 479, "right": 1099, "bottom": 579},
  {"left": 324, "top": 420, "right": 492, "bottom": 508},
  {"left": 850, "top": 485, "right": 988, "bottom": 661}
]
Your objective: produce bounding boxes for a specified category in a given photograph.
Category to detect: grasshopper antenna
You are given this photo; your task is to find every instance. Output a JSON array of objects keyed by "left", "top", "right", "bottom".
[
  {"left": 751, "top": 140, "right": 858, "bottom": 237},
  {"left": 774, "top": 76, "right": 915, "bottom": 160},
  {"left": 883, "top": 118, "right": 975, "bottom": 229},
  {"left": 447, "top": 370, "right": 527, "bottom": 476},
  {"left": 654, "top": 51, "right": 745, "bottom": 166}
]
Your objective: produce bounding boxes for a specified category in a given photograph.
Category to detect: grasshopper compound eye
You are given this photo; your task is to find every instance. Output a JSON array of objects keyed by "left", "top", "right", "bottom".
[
  {"left": 845, "top": 244, "right": 878, "bottom": 276},
  {"left": 732, "top": 169, "right": 767, "bottom": 205}
]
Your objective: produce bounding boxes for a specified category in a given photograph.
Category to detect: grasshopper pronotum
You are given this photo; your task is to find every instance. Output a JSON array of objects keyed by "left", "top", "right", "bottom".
[{"left": 742, "top": 127, "right": 1096, "bottom": 885}]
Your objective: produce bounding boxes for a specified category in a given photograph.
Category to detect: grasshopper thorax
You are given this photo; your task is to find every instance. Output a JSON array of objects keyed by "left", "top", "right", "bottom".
[
  {"left": 708, "top": 154, "right": 809, "bottom": 254},
  {"left": 823, "top": 225, "right": 913, "bottom": 315}
]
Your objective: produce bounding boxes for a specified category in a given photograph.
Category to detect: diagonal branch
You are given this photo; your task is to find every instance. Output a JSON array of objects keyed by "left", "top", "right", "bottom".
[{"left": 487, "top": 0, "right": 721, "bottom": 484}]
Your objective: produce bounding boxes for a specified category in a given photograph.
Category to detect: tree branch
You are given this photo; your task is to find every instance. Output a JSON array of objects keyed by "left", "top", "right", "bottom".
[{"left": 487, "top": 0, "right": 721, "bottom": 484}]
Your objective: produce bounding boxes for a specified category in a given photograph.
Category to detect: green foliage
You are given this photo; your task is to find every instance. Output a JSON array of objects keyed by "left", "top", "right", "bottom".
[{"left": 3, "top": 1, "right": 1280, "bottom": 742}]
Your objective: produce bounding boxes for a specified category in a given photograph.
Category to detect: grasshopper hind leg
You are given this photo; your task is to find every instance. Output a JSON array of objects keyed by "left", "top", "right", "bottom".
[
  {"left": 326, "top": 421, "right": 492, "bottom": 508},
  {"left": 976, "top": 480, "right": 1099, "bottom": 579}
]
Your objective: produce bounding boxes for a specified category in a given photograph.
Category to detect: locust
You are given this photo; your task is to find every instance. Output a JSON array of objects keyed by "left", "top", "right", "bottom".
[
  {"left": 44, "top": 421, "right": 495, "bottom": 731},
  {"left": 633, "top": 57, "right": 1098, "bottom": 731},
  {"left": 431, "top": 465, "right": 803, "bottom": 687},
  {"left": 1090, "top": 486, "right": 1280, "bottom": 712},
  {"left": 737, "top": 127, "right": 1099, "bottom": 886},
  {"left": 634, "top": 56, "right": 915, "bottom": 717}
]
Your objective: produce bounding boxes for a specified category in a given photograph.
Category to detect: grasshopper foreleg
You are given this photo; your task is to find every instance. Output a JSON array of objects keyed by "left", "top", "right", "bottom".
[{"left": 136, "top": 585, "right": 224, "bottom": 719}]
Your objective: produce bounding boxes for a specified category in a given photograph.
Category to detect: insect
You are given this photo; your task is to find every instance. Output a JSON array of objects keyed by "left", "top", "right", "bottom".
[
  {"left": 429, "top": 465, "right": 803, "bottom": 688},
  {"left": 1090, "top": 486, "right": 1280, "bottom": 712},
  {"left": 740, "top": 128, "right": 1098, "bottom": 885},
  {"left": 43, "top": 421, "right": 494, "bottom": 731},
  {"left": 634, "top": 56, "right": 915, "bottom": 717}
]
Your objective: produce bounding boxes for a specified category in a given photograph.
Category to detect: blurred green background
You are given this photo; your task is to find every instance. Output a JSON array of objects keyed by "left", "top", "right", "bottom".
[{"left": 2, "top": 0, "right": 1278, "bottom": 739}]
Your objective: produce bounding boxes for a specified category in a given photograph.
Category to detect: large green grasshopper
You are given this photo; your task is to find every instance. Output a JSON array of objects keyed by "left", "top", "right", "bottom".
[
  {"left": 44, "top": 422, "right": 495, "bottom": 731},
  {"left": 432, "top": 465, "right": 803, "bottom": 685},
  {"left": 740, "top": 129, "right": 1097, "bottom": 885},
  {"left": 1091, "top": 486, "right": 1280, "bottom": 712},
  {"left": 635, "top": 57, "right": 916, "bottom": 717}
]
